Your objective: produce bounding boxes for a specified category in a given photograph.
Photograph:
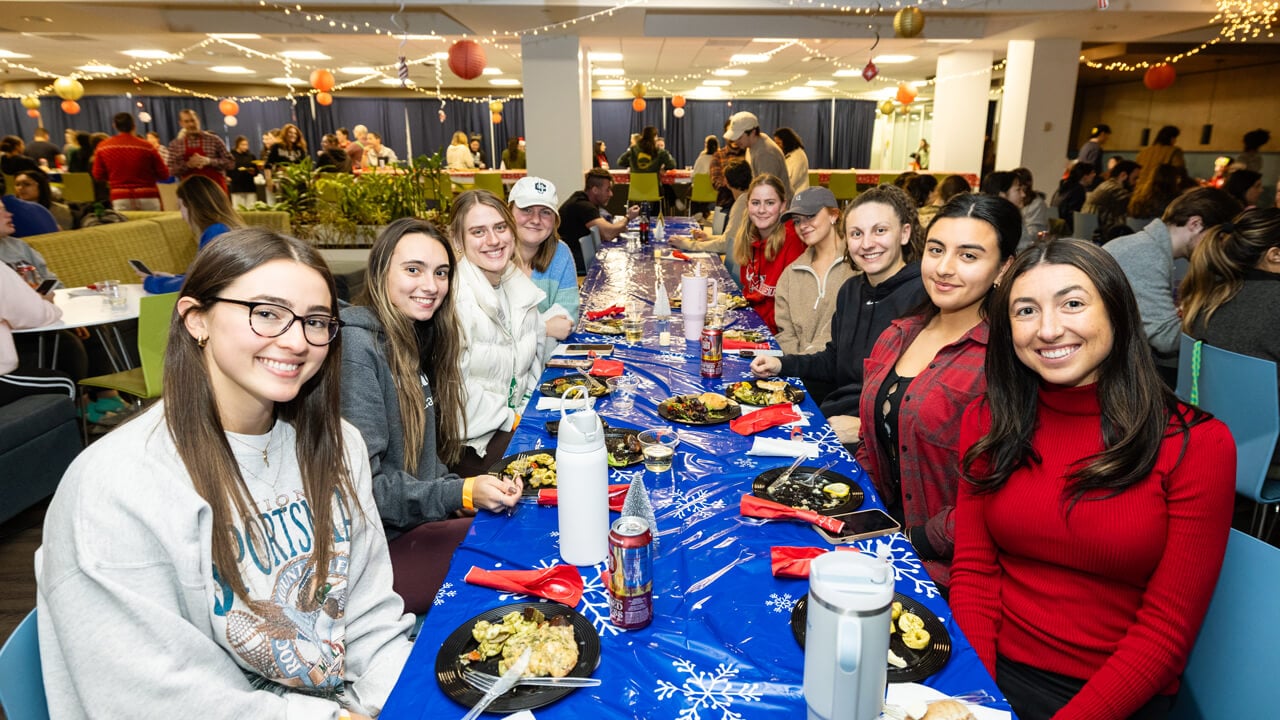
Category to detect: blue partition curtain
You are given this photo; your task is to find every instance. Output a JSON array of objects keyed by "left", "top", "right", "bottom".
[{"left": 3, "top": 95, "right": 872, "bottom": 170}]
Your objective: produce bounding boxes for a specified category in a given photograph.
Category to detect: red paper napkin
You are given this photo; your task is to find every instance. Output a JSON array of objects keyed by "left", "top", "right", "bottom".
[
  {"left": 671, "top": 249, "right": 692, "bottom": 261},
  {"left": 585, "top": 305, "right": 625, "bottom": 320},
  {"left": 538, "top": 484, "right": 631, "bottom": 512},
  {"left": 770, "top": 546, "right": 857, "bottom": 578},
  {"left": 741, "top": 494, "right": 846, "bottom": 534},
  {"left": 723, "top": 338, "right": 772, "bottom": 350},
  {"left": 730, "top": 404, "right": 801, "bottom": 436},
  {"left": 464, "top": 564, "right": 584, "bottom": 607},
  {"left": 589, "top": 359, "right": 624, "bottom": 377}
]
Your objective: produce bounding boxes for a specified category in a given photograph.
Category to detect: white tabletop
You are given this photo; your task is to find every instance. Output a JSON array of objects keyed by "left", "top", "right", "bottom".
[{"left": 13, "top": 284, "right": 145, "bottom": 334}]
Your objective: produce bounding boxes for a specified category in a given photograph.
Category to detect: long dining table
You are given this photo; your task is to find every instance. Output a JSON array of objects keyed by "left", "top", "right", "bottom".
[{"left": 380, "top": 222, "right": 1010, "bottom": 718}]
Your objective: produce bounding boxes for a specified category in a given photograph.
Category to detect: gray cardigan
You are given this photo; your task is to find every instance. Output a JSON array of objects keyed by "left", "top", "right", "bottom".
[
  {"left": 1104, "top": 219, "right": 1180, "bottom": 356},
  {"left": 339, "top": 305, "right": 464, "bottom": 536}
]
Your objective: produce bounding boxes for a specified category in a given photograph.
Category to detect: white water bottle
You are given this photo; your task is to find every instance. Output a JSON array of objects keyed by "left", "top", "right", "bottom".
[{"left": 555, "top": 393, "right": 610, "bottom": 566}]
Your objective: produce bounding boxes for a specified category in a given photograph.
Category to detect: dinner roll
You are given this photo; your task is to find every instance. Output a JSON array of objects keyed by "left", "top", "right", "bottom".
[{"left": 921, "top": 699, "right": 975, "bottom": 720}]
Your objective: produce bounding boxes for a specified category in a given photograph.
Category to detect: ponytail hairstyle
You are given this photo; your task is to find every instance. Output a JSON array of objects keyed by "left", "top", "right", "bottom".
[
  {"left": 1180, "top": 207, "right": 1280, "bottom": 332},
  {"left": 732, "top": 173, "right": 790, "bottom": 269},
  {"left": 165, "top": 228, "right": 358, "bottom": 604}
]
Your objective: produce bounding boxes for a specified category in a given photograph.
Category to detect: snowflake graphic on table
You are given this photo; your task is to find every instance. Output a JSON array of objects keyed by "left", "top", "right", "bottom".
[
  {"left": 669, "top": 488, "right": 726, "bottom": 525},
  {"left": 575, "top": 560, "right": 624, "bottom": 637},
  {"left": 655, "top": 659, "right": 762, "bottom": 720},
  {"left": 853, "top": 534, "right": 940, "bottom": 599},
  {"left": 432, "top": 581, "right": 456, "bottom": 607},
  {"left": 765, "top": 592, "right": 797, "bottom": 614},
  {"left": 730, "top": 456, "right": 758, "bottom": 470},
  {"left": 805, "top": 423, "right": 854, "bottom": 460},
  {"left": 611, "top": 467, "right": 646, "bottom": 485}
]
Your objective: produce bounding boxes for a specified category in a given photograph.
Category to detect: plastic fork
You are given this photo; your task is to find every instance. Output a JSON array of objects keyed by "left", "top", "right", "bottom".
[
  {"left": 462, "top": 667, "right": 602, "bottom": 691},
  {"left": 766, "top": 454, "right": 809, "bottom": 495}
]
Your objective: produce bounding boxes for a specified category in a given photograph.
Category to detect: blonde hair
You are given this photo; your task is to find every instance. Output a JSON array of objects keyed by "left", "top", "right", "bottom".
[
  {"left": 733, "top": 174, "right": 790, "bottom": 269},
  {"left": 451, "top": 131, "right": 468, "bottom": 146},
  {"left": 1180, "top": 208, "right": 1279, "bottom": 331},
  {"left": 450, "top": 189, "right": 525, "bottom": 270}
]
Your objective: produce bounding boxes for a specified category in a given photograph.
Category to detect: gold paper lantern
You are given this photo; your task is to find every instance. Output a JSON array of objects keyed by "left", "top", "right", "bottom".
[
  {"left": 896, "top": 104, "right": 910, "bottom": 115},
  {"left": 894, "top": 7, "right": 925, "bottom": 39},
  {"left": 53, "top": 77, "right": 84, "bottom": 101},
  {"left": 489, "top": 100, "right": 504, "bottom": 113},
  {"left": 20, "top": 95, "right": 40, "bottom": 110},
  {"left": 879, "top": 100, "right": 895, "bottom": 115},
  {"left": 630, "top": 82, "right": 646, "bottom": 99}
]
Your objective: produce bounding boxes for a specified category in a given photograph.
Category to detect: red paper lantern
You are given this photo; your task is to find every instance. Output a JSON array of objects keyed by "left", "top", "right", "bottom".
[
  {"left": 310, "top": 68, "right": 336, "bottom": 92},
  {"left": 315, "top": 92, "right": 333, "bottom": 106},
  {"left": 896, "top": 82, "right": 917, "bottom": 105},
  {"left": 448, "top": 40, "right": 487, "bottom": 81},
  {"left": 61, "top": 100, "right": 80, "bottom": 115},
  {"left": 671, "top": 95, "right": 686, "bottom": 109},
  {"left": 26, "top": 109, "right": 40, "bottom": 118},
  {"left": 218, "top": 99, "right": 239, "bottom": 116},
  {"left": 491, "top": 112, "right": 503, "bottom": 124},
  {"left": 1143, "top": 64, "right": 1176, "bottom": 91},
  {"left": 632, "top": 97, "right": 647, "bottom": 112}
]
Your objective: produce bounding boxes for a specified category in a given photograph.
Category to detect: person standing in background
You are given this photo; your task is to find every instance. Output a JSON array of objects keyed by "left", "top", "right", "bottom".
[
  {"left": 1076, "top": 124, "right": 1110, "bottom": 186},
  {"left": 92, "top": 112, "right": 169, "bottom": 211},
  {"left": 24, "top": 128, "right": 62, "bottom": 169},
  {"left": 468, "top": 133, "right": 488, "bottom": 169},
  {"left": 724, "top": 112, "right": 792, "bottom": 203},
  {"left": 228, "top": 136, "right": 258, "bottom": 210},
  {"left": 1234, "top": 129, "right": 1269, "bottom": 173},
  {"left": 446, "top": 131, "right": 475, "bottom": 170},
  {"left": 0, "top": 136, "right": 39, "bottom": 177},
  {"left": 1133, "top": 126, "right": 1185, "bottom": 190},
  {"left": 345, "top": 124, "right": 367, "bottom": 172},
  {"left": 500, "top": 137, "right": 526, "bottom": 171},
  {"left": 774, "top": 127, "right": 811, "bottom": 197},
  {"left": 709, "top": 122, "right": 747, "bottom": 209},
  {"left": 592, "top": 140, "right": 610, "bottom": 169},
  {"left": 167, "top": 109, "right": 233, "bottom": 191}
]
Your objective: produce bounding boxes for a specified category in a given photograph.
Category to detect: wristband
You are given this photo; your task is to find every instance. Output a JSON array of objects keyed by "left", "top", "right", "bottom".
[
  {"left": 462, "top": 476, "right": 476, "bottom": 510},
  {"left": 338, "top": 711, "right": 351, "bottom": 720}
]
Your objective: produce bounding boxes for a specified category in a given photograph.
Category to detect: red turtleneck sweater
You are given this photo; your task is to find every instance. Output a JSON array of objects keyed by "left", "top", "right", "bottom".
[{"left": 951, "top": 384, "right": 1235, "bottom": 720}]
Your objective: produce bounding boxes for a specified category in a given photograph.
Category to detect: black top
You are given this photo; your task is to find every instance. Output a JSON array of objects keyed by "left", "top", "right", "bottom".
[
  {"left": 228, "top": 150, "right": 259, "bottom": 194},
  {"left": 558, "top": 190, "right": 603, "bottom": 274},
  {"left": 2, "top": 154, "right": 39, "bottom": 176},
  {"left": 315, "top": 148, "right": 351, "bottom": 174},
  {"left": 873, "top": 368, "right": 914, "bottom": 523},
  {"left": 266, "top": 144, "right": 306, "bottom": 170},
  {"left": 24, "top": 140, "right": 60, "bottom": 168},
  {"left": 1189, "top": 268, "right": 1280, "bottom": 388},
  {"left": 779, "top": 262, "right": 927, "bottom": 417}
]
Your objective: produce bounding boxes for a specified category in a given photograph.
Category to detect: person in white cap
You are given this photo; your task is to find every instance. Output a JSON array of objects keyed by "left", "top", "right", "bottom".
[
  {"left": 509, "top": 176, "right": 576, "bottom": 356},
  {"left": 725, "top": 111, "right": 792, "bottom": 203}
]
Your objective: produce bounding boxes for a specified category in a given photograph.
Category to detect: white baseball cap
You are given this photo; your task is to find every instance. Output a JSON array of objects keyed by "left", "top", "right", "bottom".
[
  {"left": 509, "top": 176, "right": 559, "bottom": 216},
  {"left": 724, "top": 112, "right": 760, "bottom": 142}
]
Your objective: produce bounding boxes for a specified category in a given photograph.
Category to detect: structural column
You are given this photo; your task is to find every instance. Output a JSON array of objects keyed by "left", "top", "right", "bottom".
[
  {"left": 996, "top": 38, "right": 1082, "bottom": 192},
  {"left": 521, "top": 34, "right": 591, "bottom": 198},
  {"left": 930, "top": 50, "right": 994, "bottom": 176}
]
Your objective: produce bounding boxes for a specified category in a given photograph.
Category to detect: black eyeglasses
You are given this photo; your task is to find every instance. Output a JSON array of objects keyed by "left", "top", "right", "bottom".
[{"left": 211, "top": 297, "right": 343, "bottom": 346}]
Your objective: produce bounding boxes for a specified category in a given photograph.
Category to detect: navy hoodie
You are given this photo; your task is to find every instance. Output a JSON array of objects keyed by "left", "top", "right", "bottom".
[{"left": 779, "top": 261, "right": 926, "bottom": 418}]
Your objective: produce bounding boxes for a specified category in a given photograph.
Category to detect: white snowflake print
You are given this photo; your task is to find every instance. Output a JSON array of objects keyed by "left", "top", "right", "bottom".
[
  {"left": 669, "top": 488, "right": 726, "bottom": 524},
  {"left": 853, "top": 535, "right": 939, "bottom": 599},
  {"left": 765, "top": 592, "right": 797, "bottom": 614},
  {"left": 654, "top": 659, "right": 763, "bottom": 720},
  {"left": 806, "top": 423, "right": 853, "bottom": 460},
  {"left": 611, "top": 467, "right": 646, "bottom": 485},
  {"left": 432, "top": 581, "right": 456, "bottom": 607},
  {"left": 576, "top": 560, "right": 624, "bottom": 637},
  {"left": 730, "top": 456, "right": 758, "bottom": 470}
]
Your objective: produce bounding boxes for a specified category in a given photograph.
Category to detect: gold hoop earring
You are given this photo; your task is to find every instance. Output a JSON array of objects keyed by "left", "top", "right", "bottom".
[{"left": 197, "top": 335, "right": 208, "bottom": 348}]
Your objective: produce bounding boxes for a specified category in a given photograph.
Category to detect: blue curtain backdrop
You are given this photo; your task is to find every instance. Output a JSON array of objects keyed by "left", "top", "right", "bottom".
[{"left": 2, "top": 95, "right": 872, "bottom": 169}]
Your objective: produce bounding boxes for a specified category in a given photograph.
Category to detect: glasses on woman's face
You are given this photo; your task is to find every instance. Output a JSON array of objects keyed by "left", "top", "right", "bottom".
[{"left": 211, "top": 297, "right": 342, "bottom": 346}]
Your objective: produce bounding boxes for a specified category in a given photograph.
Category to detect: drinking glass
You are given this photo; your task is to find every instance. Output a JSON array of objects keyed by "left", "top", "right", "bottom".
[
  {"left": 99, "top": 280, "right": 127, "bottom": 311},
  {"left": 623, "top": 315, "right": 645, "bottom": 343},
  {"left": 606, "top": 375, "right": 639, "bottom": 413},
  {"left": 638, "top": 428, "right": 679, "bottom": 472}
]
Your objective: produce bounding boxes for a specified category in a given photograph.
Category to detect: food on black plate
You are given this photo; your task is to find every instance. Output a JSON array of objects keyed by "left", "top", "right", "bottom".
[
  {"left": 542, "top": 375, "right": 610, "bottom": 398},
  {"left": 605, "top": 431, "right": 643, "bottom": 467},
  {"left": 727, "top": 379, "right": 800, "bottom": 406},
  {"left": 503, "top": 453, "right": 556, "bottom": 488},
  {"left": 723, "top": 329, "right": 767, "bottom": 343},
  {"left": 765, "top": 474, "right": 851, "bottom": 511},
  {"left": 659, "top": 393, "right": 739, "bottom": 423},
  {"left": 463, "top": 607, "right": 580, "bottom": 678}
]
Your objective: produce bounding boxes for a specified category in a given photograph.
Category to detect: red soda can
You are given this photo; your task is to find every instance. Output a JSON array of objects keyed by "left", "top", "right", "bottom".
[
  {"left": 607, "top": 515, "right": 653, "bottom": 629},
  {"left": 700, "top": 326, "right": 723, "bottom": 378}
]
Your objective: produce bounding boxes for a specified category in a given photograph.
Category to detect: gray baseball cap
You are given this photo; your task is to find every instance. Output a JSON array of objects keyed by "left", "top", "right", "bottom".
[{"left": 781, "top": 186, "right": 838, "bottom": 220}]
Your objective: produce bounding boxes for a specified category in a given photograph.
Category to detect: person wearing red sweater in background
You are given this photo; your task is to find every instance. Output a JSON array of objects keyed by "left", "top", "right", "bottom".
[
  {"left": 855, "top": 193, "right": 1021, "bottom": 590},
  {"left": 92, "top": 112, "right": 169, "bottom": 211},
  {"left": 952, "top": 238, "right": 1235, "bottom": 720},
  {"left": 733, "top": 173, "right": 805, "bottom": 332}
]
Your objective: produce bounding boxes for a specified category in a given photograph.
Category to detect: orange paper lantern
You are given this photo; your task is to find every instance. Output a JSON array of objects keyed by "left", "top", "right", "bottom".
[
  {"left": 491, "top": 112, "right": 503, "bottom": 124},
  {"left": 448, "top": 40, "right": 487, "bottom": 80},
  {"left": 315, "top": 92, "right": 333, "bottom": 106},
  {"left": 896, "top": 82, "right": 917, "bottom": 105},
  {"left": 310, "top": 68, "right": 336, "bottom": 92},
  {"left": 26, "top": 109, "right": 40, "bottom": 118},
  {"left": 61, "top": 100, "right": 80, "bottom": 115},
  {"left": 632, "top": 97, "right": 647, "bottom": 112},
  {"left": 218, "top": 99, "right": 239, "bottom": 116},
  {"left": 1143, "top": 64, "right": 1176, "bottom": 91},
  {"left": 671, "top": 95, "right": 686, "bottom": 109}
]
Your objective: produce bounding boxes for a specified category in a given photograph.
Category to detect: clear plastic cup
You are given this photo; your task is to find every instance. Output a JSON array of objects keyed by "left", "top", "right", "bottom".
[
  {"left": 606, "top": 375, "right": 639, "bottom": 413},
  {"left": 638, "top": 428, "right": 679, "bottom": 472}
]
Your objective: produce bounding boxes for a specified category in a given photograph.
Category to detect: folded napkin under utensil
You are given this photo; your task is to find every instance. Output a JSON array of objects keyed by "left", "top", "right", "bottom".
[
  {"left": 746, "top": 437, "right": 819, "bottom": 457},
  {"left": 463, "top": 564, "right": 584, "bottom": 606},
  {"left": 740, "top": 494, "right": 846, "bottom": 534},
  {"left": 538, "top": 484, "right": 630, "bottom": 512},
  {"left": 730, "top": 404, "right": 802, "bottom": 436}
]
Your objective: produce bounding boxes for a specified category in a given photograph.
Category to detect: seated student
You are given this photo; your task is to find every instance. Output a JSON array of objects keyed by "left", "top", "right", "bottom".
[
  {"left": 734, "top": 173, "right": 806, "bottom": 332},
  {"left": 508, "top": 176, "right": 577, "bottom": 357},
  {"left": 1180, "top": 208, "right": 1280, "bottom": 394},
  {"left": 953, "top": 238, "right": 1234, "bottom": 720},
  {"left": 1052, "top": 162, "right": 1096, "bottom": 235},
  {"left": 341, "top": 218, "right": 521, "bottom": 612},
  {"left": 140, "top": 175, "right": 245, "bottom": 294},
  {"left": 1082, "top": 160, "right": 1140, "bottom": 241},
  {"left": 0, "top": 263, "right": 75, "bottom": 405},
  {"left": 856, "top": 193, "right": 1021, "bottom": 589},
  {"left": 772, "top": 187, "right": 853, "bottom": 356},
  {"left": 13, "top": 169, "right": 73, "bottom": 230},
  {"left": 980, "top": 171, "right": 1033, "bottom": 249},
  {"left": 450, "top": 189, "right": 546, "bottom": 476},
  {"left": 38, "top": 228, "right": 414, "bottom": 718},
  {"left": 557, "top": 168, "right": 640, "bottom": 275},
  {"left": 917, "top": 174, "right": 971, "bottom": 230},
  {"left": 751, "top": 185, "right": 926, "bottom": 446},
  {"left": 671, "top": 158, "right": 752, "bottom": 283}
]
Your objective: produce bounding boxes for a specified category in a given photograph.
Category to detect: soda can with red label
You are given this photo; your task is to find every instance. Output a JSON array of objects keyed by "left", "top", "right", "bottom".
[
  {"left": 700, "top": 326, "right": 723, "bottom": 378},
  {"left": 607, "top": 515, "right": 653, "bottom": 629}
]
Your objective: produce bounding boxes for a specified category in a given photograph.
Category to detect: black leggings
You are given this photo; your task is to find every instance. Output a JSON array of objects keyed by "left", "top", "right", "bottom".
[
  {"left": 0, "top": 368, "right": 76, "bottom": 405},
  {"left": 996, "top": 655, "right": 1173, "bottom": 720}
]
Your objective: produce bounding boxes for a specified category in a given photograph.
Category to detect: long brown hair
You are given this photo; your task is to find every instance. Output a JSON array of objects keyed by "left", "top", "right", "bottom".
[
  {"left": 1180, "top": 207, "right": 1280, "bottom": 331},
  {"left": 164, "top": 228, "right": 358, "bottom": 603},
  {"left": 279, "top": 123, "right": 307, "bottom": 153},
  {"left": 451, "top": 189, "right": 523, "bottom": 270},
  {"left": 733, "top": 173, "right": 790, "bottom": 269},
  {"left": 358, "top": 217, "right": 467, "bottom": 467},
  {"left": 177, "top": 175, "right": 244, "bottom": 237}
]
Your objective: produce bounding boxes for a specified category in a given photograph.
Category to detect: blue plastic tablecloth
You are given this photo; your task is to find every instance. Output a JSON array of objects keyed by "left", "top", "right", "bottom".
[{"left": 381, "top": 234, "right": 1007, "bottom": 719}]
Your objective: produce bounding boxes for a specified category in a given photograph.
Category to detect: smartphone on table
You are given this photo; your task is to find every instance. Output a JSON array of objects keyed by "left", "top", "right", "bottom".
[
  {"left": 561, "top": 344, "right": 614, "bottom": 357},
  {"left": 813, "top": 508, "right": 901, "bottom": 545}
]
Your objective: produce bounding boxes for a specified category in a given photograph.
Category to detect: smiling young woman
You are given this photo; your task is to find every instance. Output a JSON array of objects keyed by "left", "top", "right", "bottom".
[
  {"left": 733, "top": 173, "right": 807, "bottom": 332},
  {"left": 854, "top": 193, "right": 1022, "bottom": 589},
  {"left": 508, "top": 176, "right": 577, "bottom": 354},
  {"left": 771, "top": 186, "right": 852, "bottom": 356},
  {"left": 953, "top": 238, "right": 1234, "bottom": 720}
]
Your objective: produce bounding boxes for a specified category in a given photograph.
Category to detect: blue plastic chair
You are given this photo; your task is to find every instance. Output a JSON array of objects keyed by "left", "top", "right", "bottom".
[
  {"left": 0, "top": 609, "right": 50, "bottom": 720},
  {"left": 1169, "top": 530, "right": 1280, "bottom": 719},
  {"left": 1176, "top": 334, "right": 1280, "bottom": 535}
]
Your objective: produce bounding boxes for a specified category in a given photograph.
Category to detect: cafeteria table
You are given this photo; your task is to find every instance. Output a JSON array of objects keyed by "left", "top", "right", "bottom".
[
  {"left": 12, "top": 284, "right": 144, "bottom": 372},
  {"left": 381, "top": 231, "right": 1009, "bottom": 718}
]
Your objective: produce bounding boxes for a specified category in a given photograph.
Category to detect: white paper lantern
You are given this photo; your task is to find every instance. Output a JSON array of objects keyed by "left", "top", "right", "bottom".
[{"left": 224, "top": 115, "right": 238, "bottom": 127}]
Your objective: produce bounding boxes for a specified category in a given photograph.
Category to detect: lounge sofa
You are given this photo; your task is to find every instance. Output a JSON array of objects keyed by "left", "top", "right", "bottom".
[{"left": 0, "top": 393, "right": 80, "bottom": 525}]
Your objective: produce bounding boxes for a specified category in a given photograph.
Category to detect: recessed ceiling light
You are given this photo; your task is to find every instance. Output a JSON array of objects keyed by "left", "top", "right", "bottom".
[
  {"left": 270, "top": 76, "right": 305, "bottom": 85},
  {"left": 785, "top": 86, "right": 817, "bottom": 97},
  {"left": 208, "top": 33, "right": 261, "bottom": 40},
  {"left": 339, "top": 66, "right": 377, "bottom": 75},
  {"left": 692, "top": 86, "right": 723, "bottom": 97},
  {"left": 832, "top": 69, "right": 862, "bottom": 77},
  {"left": 752, "top": 38, "right": 792, "bottom": 43},
  {"left": 0, "top": 50, "right": 32, "bottom": 59},
  {"left": 210, "top": 66, "right": 254, "bottom": 75},
  {"left": 729, "top": 54, "right": 770, "bottom": 64},
  {"left": 77, "top": 64, "right": 126, "bottom": 74},
  {"left": 713, "top": 68, "right": 748, "bottom": 77},
  {"left": 597, "top": 79, "right": 627, "bottom": 86},
  {"left": 702, "top": 79, "right": 732, "bottom": 86},
  {"left": 379, "top": 77, "right": 409, "bottom": 85},
  {"left": 427, "top": 52, "right": 449, "bottom": 61},
  {"left": 489, "top": 78, "right": 521, "bottom": 86},
  {"left": 874, "top": 55, "right": 916, "bottom": 64},
  {"left": 591, "top": 67, "right": 624, "bottom": 76},
  {"left": 280, "top": 50, "right": 330, "bottom": 60},
  {"left": 403, "top": 34, "right": 443, "bottom": 41},
  {"left": 588, "top": 52, "right": 622, "bottom": 62},
  {"left": 122, "top": 49, "right": 176, "bottom": 60},
  {"left": 806, "top": 80, "right": 836, "bottom": 87},
  {"left": 482, "top": 67, "right": 503, "bottom": 75}
]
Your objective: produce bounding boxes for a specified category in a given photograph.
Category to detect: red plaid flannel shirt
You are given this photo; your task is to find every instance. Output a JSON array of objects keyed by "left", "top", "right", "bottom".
[{"left": 167, "top": 131, "right": 233, "bottom": 187}]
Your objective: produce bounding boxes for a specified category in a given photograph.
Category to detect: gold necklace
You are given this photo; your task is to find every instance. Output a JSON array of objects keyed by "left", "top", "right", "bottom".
[{"left": 227, "top": 427, "right": 273, "bottom": 467}]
